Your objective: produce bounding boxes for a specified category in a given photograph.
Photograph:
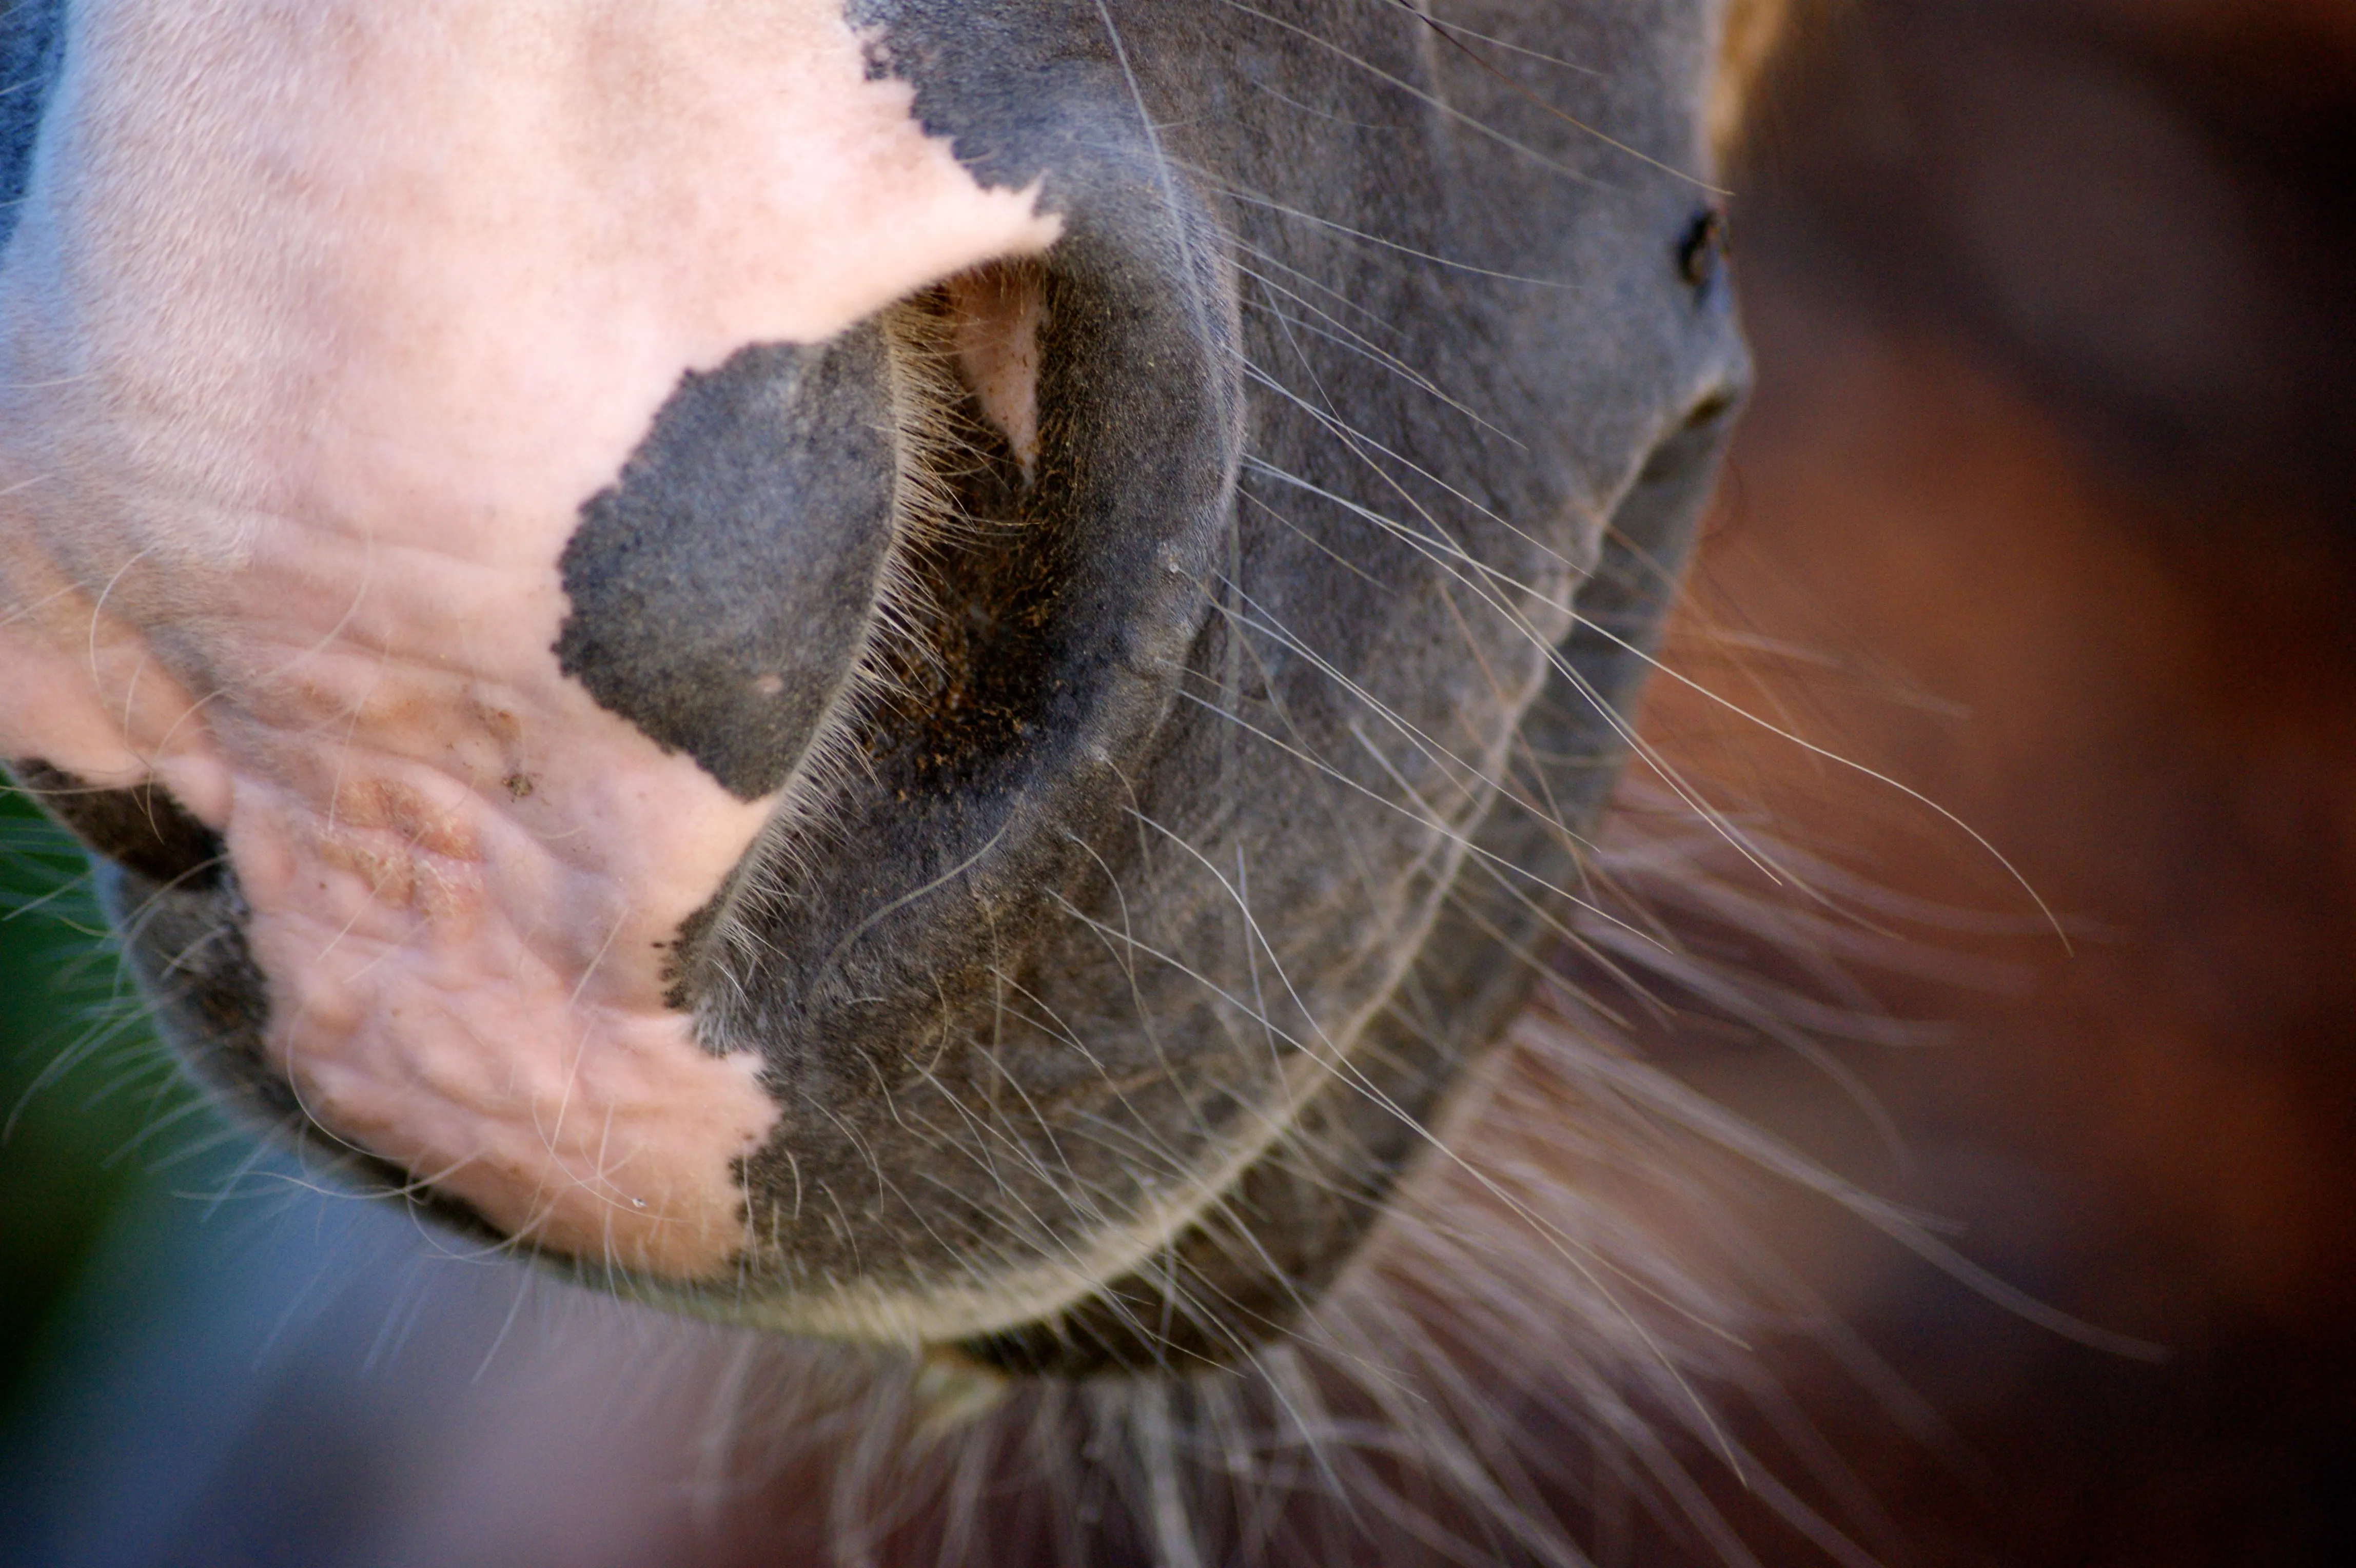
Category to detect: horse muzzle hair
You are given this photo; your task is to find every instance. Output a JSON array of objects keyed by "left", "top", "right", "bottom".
[{"left": 0, "top": 0, "right": 1765, "bottom": 1379}]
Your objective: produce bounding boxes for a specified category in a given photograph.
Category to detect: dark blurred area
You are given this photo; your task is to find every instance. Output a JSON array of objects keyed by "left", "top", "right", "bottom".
[
  {"left": 1755, "top": 0, "right": 2356, "bottom": 523},
  {"left": 0, "top": 795, "right": 169, "bottom": 1429},
  {"left": 5, "top": 1, "right": 2356, "bottom": 1563}
]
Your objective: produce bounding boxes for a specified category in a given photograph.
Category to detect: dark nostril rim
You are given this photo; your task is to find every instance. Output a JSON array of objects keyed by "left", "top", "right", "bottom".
[{"left": 6, "top": 757, "right": 227, "bottom": 889}]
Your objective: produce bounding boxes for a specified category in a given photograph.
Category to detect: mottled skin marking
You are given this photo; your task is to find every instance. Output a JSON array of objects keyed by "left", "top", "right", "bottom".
[
  {"left": 0, "top": 0, "right": 1059, "bottom": 1278},
  {"left": 1, "top": 0, "right": 1772, "bottom": 1360}
]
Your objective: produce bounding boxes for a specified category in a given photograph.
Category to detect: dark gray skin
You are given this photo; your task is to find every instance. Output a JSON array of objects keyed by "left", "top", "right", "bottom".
[{"left": 2, "top": 0, "right": 1745, "bottom": 1376}]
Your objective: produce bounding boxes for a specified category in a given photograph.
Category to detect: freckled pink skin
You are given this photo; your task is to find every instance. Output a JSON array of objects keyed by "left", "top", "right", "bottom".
[{"left": 0, "top": 1, "right": 1061, "bottom": 1278}]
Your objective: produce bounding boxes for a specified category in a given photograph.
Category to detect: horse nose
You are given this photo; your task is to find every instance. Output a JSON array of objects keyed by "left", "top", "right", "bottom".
[
  {"left": 0, "top": 2, "right": 1077, "bottom": 1283},
  {"left": 0, "top": 0, "right": 1254, "bottom": 1321}
]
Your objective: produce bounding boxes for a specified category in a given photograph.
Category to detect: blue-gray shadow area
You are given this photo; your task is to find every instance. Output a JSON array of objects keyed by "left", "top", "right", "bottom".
[
  {"left": 0, "top": 1147, "right": 718, "bottom": 1568},
  {"left": 0, "top": 1168, "right": 428, "bottom": 1568},
  {"left": 0, "top": 790, "right": 711, "bottom": 1568}
]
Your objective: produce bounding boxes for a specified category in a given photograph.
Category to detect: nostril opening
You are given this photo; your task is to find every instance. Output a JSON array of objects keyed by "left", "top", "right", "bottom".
[
  {"left": 860, "top": 269, "right": 1079, "bottom": 799},
  {"left": 659, "top": 180, "right": 1240, "bottom": 1080},
  {"left": 7, "top": 758, "right": 226, "bottom": 889},
  {"left": 850, "top": 231, "right": 1219, "bottom": 807},
  {"left": 552, "top": 264, "right": 1067, "bottom": 818}
]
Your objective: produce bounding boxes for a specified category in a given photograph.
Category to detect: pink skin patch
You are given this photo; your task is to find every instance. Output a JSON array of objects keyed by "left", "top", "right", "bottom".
[
  {"left": 0, "top": 1, "right": 1061, "bottom": 1278},
  {"left": 947, "top": 265, "right": 1049, "bottom": 481}
]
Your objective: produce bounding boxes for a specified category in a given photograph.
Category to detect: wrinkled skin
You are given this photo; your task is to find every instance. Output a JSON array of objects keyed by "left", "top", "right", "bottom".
[{"left": 0, "top": 0, "right": 1750, "bottom": 1373}]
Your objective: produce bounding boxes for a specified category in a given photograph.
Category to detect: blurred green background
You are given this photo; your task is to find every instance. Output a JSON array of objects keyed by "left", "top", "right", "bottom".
[{"left": 0, "top": 787, "right": 208, "bottom": 1434}]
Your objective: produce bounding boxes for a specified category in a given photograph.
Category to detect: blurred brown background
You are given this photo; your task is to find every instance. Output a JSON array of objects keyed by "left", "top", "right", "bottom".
[{"left": 1661, "top": 0, "right": 2356, "bottom": 1559}]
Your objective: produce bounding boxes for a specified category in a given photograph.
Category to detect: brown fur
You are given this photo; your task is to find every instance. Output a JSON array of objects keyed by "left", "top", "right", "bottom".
[{"left": 1712, "top": 0, "right": 1794, "bottom": 159}]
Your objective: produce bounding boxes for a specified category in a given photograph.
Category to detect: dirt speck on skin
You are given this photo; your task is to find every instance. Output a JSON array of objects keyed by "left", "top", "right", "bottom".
[{"left": 471, "top": 700, "right": 524, "bottom": 745}]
